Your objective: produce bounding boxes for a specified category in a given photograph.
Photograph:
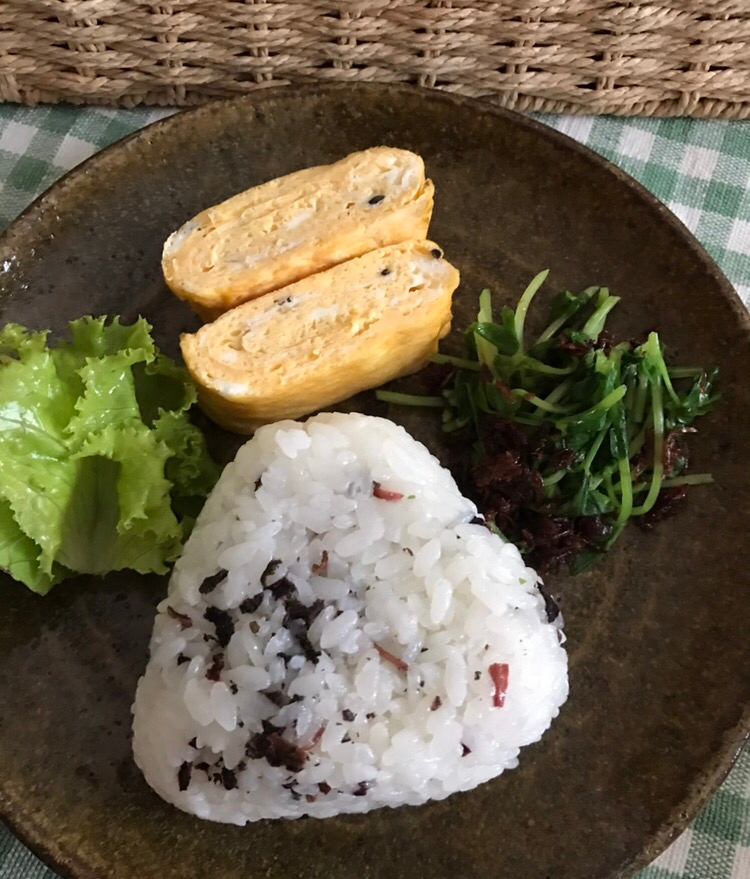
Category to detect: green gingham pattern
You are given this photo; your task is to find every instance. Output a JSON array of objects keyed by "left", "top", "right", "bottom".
[{"left": 0, "top": 102, "right": 748, "bottom": 879}]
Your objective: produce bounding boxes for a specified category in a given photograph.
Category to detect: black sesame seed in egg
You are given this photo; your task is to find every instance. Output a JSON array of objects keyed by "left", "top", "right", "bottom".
[{"left": 368, "top": 194, "right": 385, "bottom": 205}]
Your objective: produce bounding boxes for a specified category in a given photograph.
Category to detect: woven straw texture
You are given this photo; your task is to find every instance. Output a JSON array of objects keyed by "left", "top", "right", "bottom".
[{"left": 2, "top": 1, "right": 750, "bottom": 117}]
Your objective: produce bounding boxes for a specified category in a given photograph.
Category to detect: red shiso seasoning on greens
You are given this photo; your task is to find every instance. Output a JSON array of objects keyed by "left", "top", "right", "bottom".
[{"left": 377, "top": 271, "right": 718, "bottom": 575}]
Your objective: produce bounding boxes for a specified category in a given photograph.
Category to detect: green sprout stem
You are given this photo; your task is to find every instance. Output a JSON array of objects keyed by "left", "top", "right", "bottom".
[
  {"left": 376, "top": 391, "right": 444, "bottom": 407},
  {"left": 533, "top": 285, "right": 599, "bottom": 348},
  {"left": 512, "top": 269, "right": 549, "bottom": 364},
  {"left": 583, "top": 427, "right": 609, "bottom": 473},
  {"left": 542, "top": 470, "right": 567, "bottom": 488},
  {"left": 522, "top": 357, "right": 577, "bottom": 376},
  {"left": 662, "top": 473, "right": 714, "bottom": 488},
  {"left": 512, "top": 389, "right": 577, "bottom": 415},
  {"left": 614, "top": 454, "right": 633, "bottom": 525},
  {"left": 556, "top": 384, "right": 627, "bottom": 425},
  {"left": 430, "top": 353, "right": 481, "bottom": 371},
  {"left": 475, "top": 288, "right": 497, "bottom": 372},
  {"left": 582, "top": 292, "right": 620, "bottom": 339},
  {"left": 631, "top": 380, "right": 665, "bottom": 515}
]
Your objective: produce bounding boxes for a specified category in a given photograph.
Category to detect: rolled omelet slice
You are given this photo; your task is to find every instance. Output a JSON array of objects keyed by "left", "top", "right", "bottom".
[
  {"left": 180, "top": 240, "right": 459, "bottom": 433},
  {"left": 163, "top": 147, "right": 435, "bottom": 321}
]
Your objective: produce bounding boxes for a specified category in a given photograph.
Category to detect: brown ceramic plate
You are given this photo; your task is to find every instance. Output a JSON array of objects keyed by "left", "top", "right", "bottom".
[{"left": 0, "top": 84, "right": 749, "bottom": 879}]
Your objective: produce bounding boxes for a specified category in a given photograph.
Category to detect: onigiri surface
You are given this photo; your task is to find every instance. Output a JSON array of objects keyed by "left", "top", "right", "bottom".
[{"left": 132, "top": 412, "right": 568, "bottom": 823}]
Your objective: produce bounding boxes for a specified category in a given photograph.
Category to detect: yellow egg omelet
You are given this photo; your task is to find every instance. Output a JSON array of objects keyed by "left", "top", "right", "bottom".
[
  {"left": 163, "top": 147, "right": 435, "bottom": 321},
  {"left": 180, "top": 240, "right": 460, "bottom": 433}
]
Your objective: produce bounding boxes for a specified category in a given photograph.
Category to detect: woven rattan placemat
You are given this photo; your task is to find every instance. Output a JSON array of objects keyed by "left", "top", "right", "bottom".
[{"left": 1, "top": 0, "right": 750, "bottom": 117}]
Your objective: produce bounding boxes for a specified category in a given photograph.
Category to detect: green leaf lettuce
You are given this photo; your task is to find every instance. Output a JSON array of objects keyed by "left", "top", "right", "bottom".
[{"left": 0, "top": 317, "right": 220, "bottom": 594}]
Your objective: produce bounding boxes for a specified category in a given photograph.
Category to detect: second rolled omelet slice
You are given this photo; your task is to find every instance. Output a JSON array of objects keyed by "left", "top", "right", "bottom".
[
  {"left": 180, "top": 240, "right": 459, "bottom": 433},
  {"left": 164, "top": 147, "right": 435, "bottom": 320}
]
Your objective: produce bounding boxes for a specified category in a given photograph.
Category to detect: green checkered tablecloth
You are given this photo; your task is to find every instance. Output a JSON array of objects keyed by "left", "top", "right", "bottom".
[{"left": 0, "top": 102, "right": 748, "bottom": 879}]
